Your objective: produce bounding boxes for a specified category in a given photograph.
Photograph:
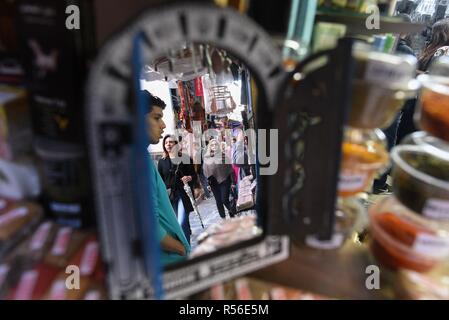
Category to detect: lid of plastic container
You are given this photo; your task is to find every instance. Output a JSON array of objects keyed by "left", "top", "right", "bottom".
[
  {"left": 428, "top": 56, "right": 449, "bottom": 77},
  {"left": 391, "top": 145, "right": 449, "bottom": 190},
  {"left": 401, "top": 131, "right": 449, "bottom": 160},
  {"left": 352, "top": 42, "right": 417, "bottom": 88}
]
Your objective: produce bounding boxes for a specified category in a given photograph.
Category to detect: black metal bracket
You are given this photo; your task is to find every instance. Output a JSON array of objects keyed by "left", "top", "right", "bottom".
[{"left": 267, "top": 38, "right": 354, "bottom": 242}]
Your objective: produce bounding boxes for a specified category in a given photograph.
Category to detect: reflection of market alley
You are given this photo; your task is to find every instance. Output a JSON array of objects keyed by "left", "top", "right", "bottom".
[
  {"left": 189, "top": 197, "right": 223, "bottom": 250},
  {"left": 188, "top": 197, "right": 256, "bottom": 251}
]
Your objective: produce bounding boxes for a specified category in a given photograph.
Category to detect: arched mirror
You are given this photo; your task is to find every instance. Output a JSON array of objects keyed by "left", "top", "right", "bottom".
[{"left": 86, "top": 3, "right": 286, "bottom": 299}]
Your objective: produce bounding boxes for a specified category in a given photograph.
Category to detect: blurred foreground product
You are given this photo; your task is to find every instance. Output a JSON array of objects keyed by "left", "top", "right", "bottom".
[
  {"left": 7, "top": 262, "right": 59, "bottom": 300},
  {"left": 45, "top": 234, "right": 104, "bottom": 300},
  {"left": 43, "top": 226, "right": 87, "bottom": 268},
  {"left": 0, "top": 0, "right": 24, "bottom": 85},
  {"left": 369, "top": 196, "right": 449, "bottom": 273},
  {"left": 0, "top": 201, "right": 43, "bottom": 259},
  {"left": 338, "top": 128, "right": 389, "bottom": 197},
  {"left": 0, "top": 86, "right": 32, "bottom": 160},
  {"left": 395, "top": 268, "right": 449, "bottom": 299},
  {"left": 312, "top": 22, "right": 347, "bottom": 52},
  {"left": 193, "top": 276, "right": 332, "bottom": 300},
  {"left": 0, "top": 158, "right": 40, "bottom": 200},
  {"left": 34, "top": 138, "right": 93, "bottom": 229},
  {"left": 17, "top": 0, "right": 95, "bottom": 143}
]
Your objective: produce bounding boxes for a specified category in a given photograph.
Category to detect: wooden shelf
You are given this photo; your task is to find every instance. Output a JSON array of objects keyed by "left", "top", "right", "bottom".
[
  {"left": 249, "top": 240, "right": 396, "bottom": 299},
  {"left": 316, "top": 10, "right": 426, "bottom": 36}
]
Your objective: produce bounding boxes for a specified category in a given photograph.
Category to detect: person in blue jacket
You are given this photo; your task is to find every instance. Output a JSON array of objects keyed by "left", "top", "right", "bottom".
[{"left": 145, "top": 91, "right": 191, "bottom": 266}]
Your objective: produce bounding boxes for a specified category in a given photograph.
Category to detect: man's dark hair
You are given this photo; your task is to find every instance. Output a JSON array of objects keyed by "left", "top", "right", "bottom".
[{"left": 142, "top": 90, "right": 166, "bottom": 114}]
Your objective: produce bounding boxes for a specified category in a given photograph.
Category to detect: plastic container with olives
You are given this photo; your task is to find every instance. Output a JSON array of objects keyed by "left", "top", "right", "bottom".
[{"left": 391, "top": 145, "right": 449, "bottom": 221}]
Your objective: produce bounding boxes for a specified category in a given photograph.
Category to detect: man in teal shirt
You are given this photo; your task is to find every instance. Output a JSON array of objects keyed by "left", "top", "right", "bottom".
[{"left": 145, "top": 91, "right": 191, "bottom": 266}]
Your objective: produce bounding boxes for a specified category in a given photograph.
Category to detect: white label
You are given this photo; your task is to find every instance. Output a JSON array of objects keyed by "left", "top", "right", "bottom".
[
  {"left": 365, "top": 60, "right": 410, "bottom": 85},
  {"left": 338, "top": 173, "right": 367, "bottom": 192},
  {"left": 15, "top": 270, "right": 38, "bottom": 300},
  {"left": 51, "top": 227, "right": 72, "bottom": 256},
  {"left": 80, "top": 242, "right": 99, "bottom": 276},
  {"left": 50, "top": 202, "right": 81, "bottom": 214},
  {"left": 29, "top": 222, "right": 52, "bottom": 251},
  {"left": 413, "top": 233, "right": 449, "bottom": 259},
  {"left": 423, "top": 199, "right": 449, "bottom": 221},
  {"left": 0, "top": 207, "right": 28, "bottom": 226},
  {"left": 84, "top": 290, "right": 101, "bottom": 300},
  {"left": 0, "top": 264, "right": 10, "bottom": 288},
  {"left": 48, "top": 280, "right": 66, "bottom": 300}
]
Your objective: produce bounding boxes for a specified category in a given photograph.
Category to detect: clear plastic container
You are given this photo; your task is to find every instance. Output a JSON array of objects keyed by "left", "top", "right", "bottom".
[
  {"left": 401, "top": 131, "right": 449, "bottom": 156},
  {"left": 338, "top": 127, "right": 389, "bottom": 197},
  {"left": 416, "top": 73, "right": 449, "bottom": 142},
  {"left": 369, "top": 196, "right": 449, "bottom": 273},
  {"left": 391, "top": 145, "right": 449, "bottom": 221},
  {"left": 350, "top": 47, "right": 419, "bottom": 129}
]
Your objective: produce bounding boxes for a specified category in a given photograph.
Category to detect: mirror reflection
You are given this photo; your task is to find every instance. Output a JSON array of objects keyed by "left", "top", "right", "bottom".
[{"left": 141, "top": 43, "right": 261, "bottom": 266}]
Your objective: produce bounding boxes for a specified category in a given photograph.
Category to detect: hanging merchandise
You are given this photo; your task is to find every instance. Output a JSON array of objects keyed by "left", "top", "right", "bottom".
[
  {"left": 194, "top": 77, "right": 204, "bottom": 97},
  {"left": 208, "top": 85, "right": 237, "bottom": 115},
  {"left": 154, "top": 44, "right": 208, "bottom": 82}
]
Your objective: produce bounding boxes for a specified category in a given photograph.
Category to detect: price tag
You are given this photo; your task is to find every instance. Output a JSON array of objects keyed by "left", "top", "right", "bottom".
[
  {"left": 365, "top": 60, "right": 411, "bottom": 85},
  {"left": 338, "top": 173, "right": 367, "bottom": 193},
  {"left": 413, "top": 233, "right": 449, "bottom": 259},
  {"left": 423, "top": 199, "right": 449, "bottom": 221}
]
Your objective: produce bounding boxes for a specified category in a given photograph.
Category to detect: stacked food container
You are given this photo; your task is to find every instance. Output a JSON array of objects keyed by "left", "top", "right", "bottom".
[
  {"left": 369, "top": 57, "right": 449, "bottom": 280},
  {"left": 333, "top": 43, "right": 419, "bottom": 247}
]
